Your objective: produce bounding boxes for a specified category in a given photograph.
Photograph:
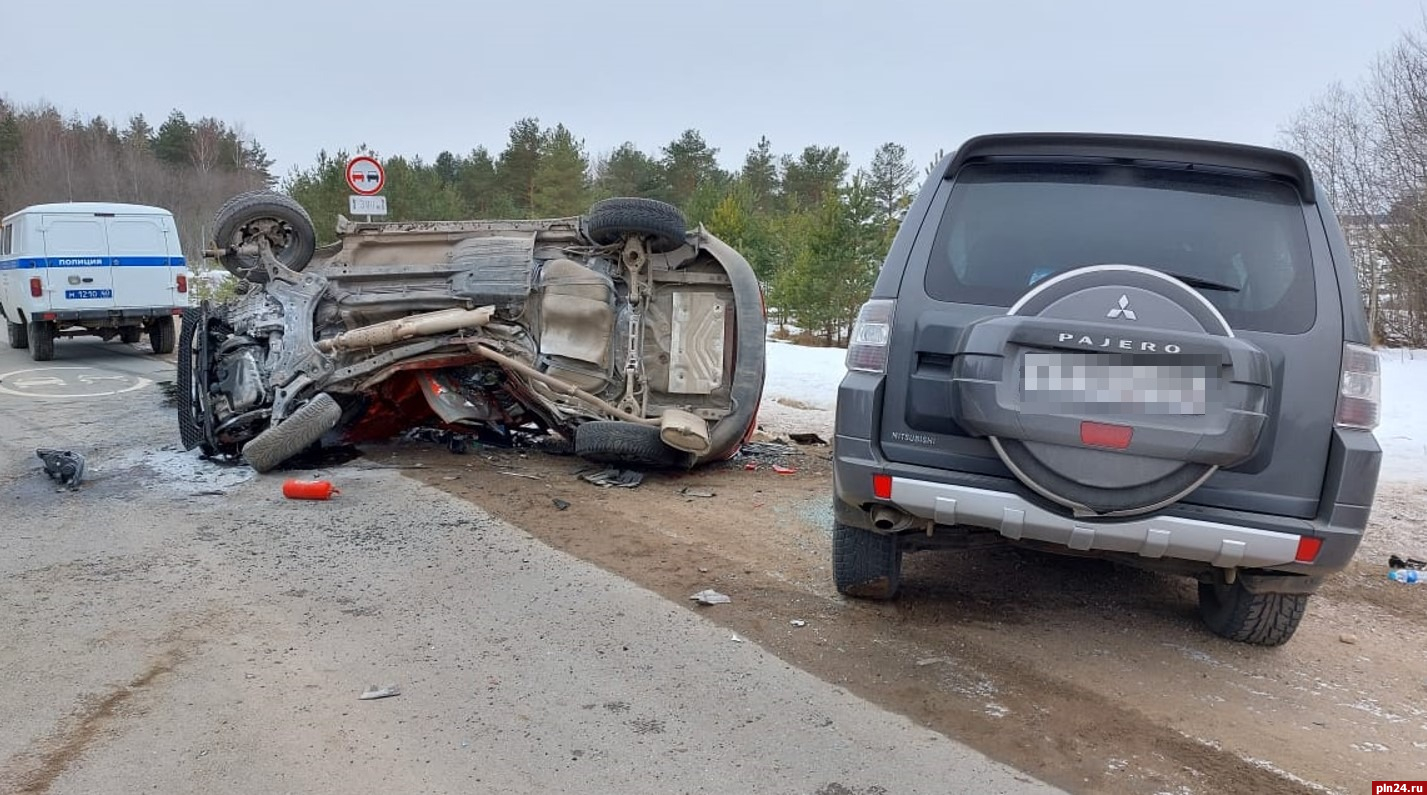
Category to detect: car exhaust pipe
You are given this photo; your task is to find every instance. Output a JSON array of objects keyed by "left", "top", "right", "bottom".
[
  {"left": 659, "top": 408, "right": 711, "bottom": 454},
  {"left": 871, "top": 505, "right": 912, "bottom": 532},
  {"left": 316, "top": 306, "right": 496, "bottom": 353}
]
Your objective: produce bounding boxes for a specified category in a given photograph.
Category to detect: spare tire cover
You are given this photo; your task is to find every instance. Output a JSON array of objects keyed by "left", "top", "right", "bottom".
[{"left": 965, "top": 264, "right": 1266, "bottom": 517}]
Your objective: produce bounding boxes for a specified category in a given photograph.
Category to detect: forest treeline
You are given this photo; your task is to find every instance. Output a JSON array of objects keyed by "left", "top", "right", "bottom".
[{"left": 10, "top": 17, "right": 1427, "bottom": 351}]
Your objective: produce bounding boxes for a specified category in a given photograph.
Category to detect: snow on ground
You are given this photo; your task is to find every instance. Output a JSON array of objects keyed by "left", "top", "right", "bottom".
[{"left": 762, "top": 341, "right": 1427, "bottom": 482}]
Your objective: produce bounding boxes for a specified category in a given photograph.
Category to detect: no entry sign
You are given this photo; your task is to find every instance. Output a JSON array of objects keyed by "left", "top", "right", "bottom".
[{"left": 346, "top": 155, "right": 385, "bottom": 196}]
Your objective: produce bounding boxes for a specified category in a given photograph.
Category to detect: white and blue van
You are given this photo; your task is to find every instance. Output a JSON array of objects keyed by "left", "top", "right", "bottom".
[{"left": 0, "top": 202, "right": 189, "bottom": 361}]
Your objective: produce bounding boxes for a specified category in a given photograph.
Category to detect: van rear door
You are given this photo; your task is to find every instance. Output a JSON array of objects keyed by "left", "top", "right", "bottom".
[
  {"left": 105, "top": 212, "right": 179, "bottom": 309},
  {"left": 40, "top": 214, "right": 114, "bottom": 309}
]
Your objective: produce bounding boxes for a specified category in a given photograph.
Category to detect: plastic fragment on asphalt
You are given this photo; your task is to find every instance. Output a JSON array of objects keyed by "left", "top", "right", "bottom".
[
  {"left": 690, "top": 589, "right": 731, "bottom": 605},
  {"left": 359, "top": 684, "right": 401, "bottom": 700},
  {"left": 580, "top": 468, "right": 644, "bottom": 488}
]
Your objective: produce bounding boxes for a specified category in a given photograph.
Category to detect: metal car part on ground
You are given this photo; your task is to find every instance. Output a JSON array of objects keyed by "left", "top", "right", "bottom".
[{"left": 178, "top": 192, "right": 766, "bottom": 474}]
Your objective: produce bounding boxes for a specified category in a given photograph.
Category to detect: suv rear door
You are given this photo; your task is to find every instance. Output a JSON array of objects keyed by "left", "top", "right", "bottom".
[
  {"left": 880, "top": 153, "right": 1344, "bottom": 521},
  {"left": 41, "top": 213, "right": 115, "bottom": 309}
]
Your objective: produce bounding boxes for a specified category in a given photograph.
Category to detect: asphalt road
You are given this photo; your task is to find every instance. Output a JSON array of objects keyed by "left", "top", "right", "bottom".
[{"left": 0, "top": 334, "right": 1061, "bottom": 794}]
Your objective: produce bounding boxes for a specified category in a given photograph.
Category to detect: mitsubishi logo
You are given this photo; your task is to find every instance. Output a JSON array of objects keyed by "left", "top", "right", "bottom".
[{"left": 1106, "top": 294, "right": 1137, "bottom": 320}]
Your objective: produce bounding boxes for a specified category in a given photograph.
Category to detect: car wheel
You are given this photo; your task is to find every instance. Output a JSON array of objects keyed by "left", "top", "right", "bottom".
[
  {"left": 27, "top": 320, "right": 55, "bottom": 362},
  {"left": 240, "top": 393, "right": 341, "bottom": 473},
  {"left": 119, "top": 326, "right": 143, "bottom": 344},
  {"left": 585, "top": 197, "right": 688, "bottom": 254},
  {"left": 573, "top": 420, "right": 695, "bottom": 469},
  {"left": 832, "top": 521, "right": 903, "bottom": 599},
  {"left": 147, "top": 316, "right": 176, "bottom": 354},
  {"left": 176, "top": 307, "right": 213, "bottom": 455},
  {"left": 211, "top": 190, "right": 318, "bottom": 283},
  {"left": 1197, "top": 580, "right": 1308, "bottom": 646},
  {"left": 7, "top": 320, "right": 28, "bottom": 349}
]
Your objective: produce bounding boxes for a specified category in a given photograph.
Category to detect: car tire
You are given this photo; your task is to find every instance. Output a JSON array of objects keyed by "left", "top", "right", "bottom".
[
  {"left": 1197, "top": 581, "right": 1308, "bottom": 646},
  {"left": 119, "top": 326, "right": 143, "bottom": 344},
  {"left": 176, "top": 307, "right": 212, "bottom": 454},
  {"left": 241, "top": 392, "right": 341, "bottom": 473},
  {"left": 573, "top": 420, "right": 696, "bottom": 469},
  {"left": 27, "top": 320, "right": 55, "bottom": 361},
  {"left": 585, "top": 197, "right": 688, "bottom": 254},
  {"left": 148, "top": 316, "right": 176, "bottom": 354},
  {"left": 832, "top": 521, "right": 903, "bottom": 600},
  {"left": 211, "top": 190, "right": 318, "bottom": 283},
  {"left": 7, "top": 321, "right": 28, "bottom": 349}
]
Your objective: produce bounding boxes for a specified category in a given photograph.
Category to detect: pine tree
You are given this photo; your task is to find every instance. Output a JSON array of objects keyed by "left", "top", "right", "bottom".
[
  {"left": 741, "top": 135, "right": 779, "bottom": 212},
  {"left": 781, "top": 145, "right": 849, "bottom": 210},
  {"left": 867, "top": 142, "right": 916, "bottom": 227},
  {"left": 532, "top": 124, "right": 591, "bottom": 217},
  {"left": 495, "top": 117, "right": 543, "bottom": 214},
  {"left": 152, "top": 110, "right": 193, "bottom": 167},
  {"left": 594, "top": 142, "right": 664, "bottom": 200},
  {"left": 661, "top": 129, "right": 722, "bottom": 209}
]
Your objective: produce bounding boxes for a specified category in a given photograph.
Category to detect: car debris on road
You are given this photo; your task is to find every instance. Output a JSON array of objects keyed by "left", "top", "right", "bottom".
[
  {"left": 690, "top": 589, "right": 731, "bottom": 605},
  {"left": 36, "top": 448, "right": 86, "bottom": 487}
]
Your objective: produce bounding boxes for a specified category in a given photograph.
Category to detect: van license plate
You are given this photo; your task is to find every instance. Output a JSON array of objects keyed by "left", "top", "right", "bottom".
[{"left": 65, "top": 289, "right": 113, "bottom": 300}]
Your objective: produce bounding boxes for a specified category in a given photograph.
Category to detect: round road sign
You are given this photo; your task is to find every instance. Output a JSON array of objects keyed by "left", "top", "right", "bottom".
[{"left": 346, "top": 155, "right": 385, "bottom": 196}]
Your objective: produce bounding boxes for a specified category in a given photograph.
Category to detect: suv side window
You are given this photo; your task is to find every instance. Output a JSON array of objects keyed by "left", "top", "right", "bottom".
[{"left": 926, "top": 162, "right": 1318, "bottom": 334}]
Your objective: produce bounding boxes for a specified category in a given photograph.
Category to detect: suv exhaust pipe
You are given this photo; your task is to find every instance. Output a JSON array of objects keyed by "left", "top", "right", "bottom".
[{"left": 871, "top": 505, "right": 913, "bottom": 532}]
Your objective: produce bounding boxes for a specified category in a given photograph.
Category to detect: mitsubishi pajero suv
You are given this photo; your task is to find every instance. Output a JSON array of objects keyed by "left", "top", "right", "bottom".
[{"left": 831, "top": 133, "right": 1382, "bottom": 646}]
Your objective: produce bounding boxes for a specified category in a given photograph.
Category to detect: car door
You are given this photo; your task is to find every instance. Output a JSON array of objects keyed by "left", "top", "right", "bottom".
[{"left": 41, "top": 213, "right": 115, "bottom": 309}]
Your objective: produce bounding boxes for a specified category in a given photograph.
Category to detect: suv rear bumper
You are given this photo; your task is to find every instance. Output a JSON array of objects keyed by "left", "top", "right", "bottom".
[
  {"left": 833, "top": 423, "right": 1381, "bottom": 580},
  {"left": 877, "top": 475, "right": 1303, "bottom": 569}
]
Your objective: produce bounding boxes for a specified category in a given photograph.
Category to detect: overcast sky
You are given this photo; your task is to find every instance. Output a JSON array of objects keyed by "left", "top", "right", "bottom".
[{"left": 6, "top": 0, "right": 1425, "bottom": 182}]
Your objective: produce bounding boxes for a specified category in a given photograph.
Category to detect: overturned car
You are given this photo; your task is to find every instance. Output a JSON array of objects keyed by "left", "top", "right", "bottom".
[{"left": 177, "top": 191, "right": 766, "bottom": 472}]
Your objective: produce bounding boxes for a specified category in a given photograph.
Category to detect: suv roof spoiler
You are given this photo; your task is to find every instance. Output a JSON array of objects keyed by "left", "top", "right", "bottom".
[{"left": 942, "top": 132, "right": 1316, "bottom": 203}]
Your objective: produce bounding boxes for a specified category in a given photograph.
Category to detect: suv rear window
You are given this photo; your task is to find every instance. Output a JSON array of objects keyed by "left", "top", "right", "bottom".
[{"left": 926, "top": 162, "right": 1317, "bottom": 334}]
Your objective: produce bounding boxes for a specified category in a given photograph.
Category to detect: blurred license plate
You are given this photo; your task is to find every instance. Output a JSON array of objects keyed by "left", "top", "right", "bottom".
[{"left": 1022, "top": 352, "right": 1208, "bottom": 415}]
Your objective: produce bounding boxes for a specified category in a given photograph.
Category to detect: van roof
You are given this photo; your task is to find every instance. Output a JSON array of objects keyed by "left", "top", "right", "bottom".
[{"left": 3, "top": 202, "right": 175, "bottom": 222}]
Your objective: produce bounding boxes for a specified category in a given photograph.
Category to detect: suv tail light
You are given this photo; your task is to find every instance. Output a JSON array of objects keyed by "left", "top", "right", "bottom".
[
  {"left": 846, "top": 299, "right": 896, "bottom": 373},
  {"left": 1334, "top": 343, "right": 1380, "bottom": 430}
]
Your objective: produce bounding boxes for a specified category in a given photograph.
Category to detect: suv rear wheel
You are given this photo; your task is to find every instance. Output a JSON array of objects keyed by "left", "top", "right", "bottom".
[
  {"left": 1196, "top": 581, "right": 1308, "bottom": 646},
  {"left": 832, "top": 521, "right": 903, "bottom": 599}
]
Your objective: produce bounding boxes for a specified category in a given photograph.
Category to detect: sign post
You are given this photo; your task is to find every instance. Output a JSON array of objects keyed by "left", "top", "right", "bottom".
[{"left": 345, "top": 155, "right": 387, "bottom": 222}]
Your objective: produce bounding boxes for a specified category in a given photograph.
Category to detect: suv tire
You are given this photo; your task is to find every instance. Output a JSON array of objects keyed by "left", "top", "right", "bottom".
[
  {"left": 573, "top": 420, "right": 695, "bottom": 470},
  {"left": 585, "top": 197, "right": 688, "bottom": 254},
  {"left": 832, "top": 521, "right": 903, "bottom": 600},
  {"left": 211, "top": 190, "right": 317, "bottom": 283},
  {"left": 1196, "top": 581, "right": 1308, "bottom": 647}
]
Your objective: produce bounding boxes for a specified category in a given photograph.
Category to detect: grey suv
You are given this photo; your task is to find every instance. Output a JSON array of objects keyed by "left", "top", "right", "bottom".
[{"left": 832, "top": 133, "right": 1382, "bottom": 646}]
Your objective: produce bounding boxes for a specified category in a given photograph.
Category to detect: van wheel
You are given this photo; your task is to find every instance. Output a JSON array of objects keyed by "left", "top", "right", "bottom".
[
  {"left": 119, "top": 326, "right": 143, "bottom": 344},
  {"left": 147, "top": 317, "right": 176, "bottom": 355},
  {"left": 7, "top": 321, "right": 28, "bottom": 349},
  {"left": 211, "top": 190, "right": 318, "bottom": 283},
  {"left": 1197, "top": 581, "right": 1309, "bottom": 646},
  {"left": 27, "top": 320, "right": 55, "bottom": 361}
]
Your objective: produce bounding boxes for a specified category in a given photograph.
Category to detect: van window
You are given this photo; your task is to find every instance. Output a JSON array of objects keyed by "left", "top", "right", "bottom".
[
  {"left": 2, "top": 224, "right": 11, "bottom": 255},
  {"left": 926, "top": 162, "right": 1318, "bottom": 334},
  {"left": 107, "top": 218, "right": 165, "bottom": 255},
  {"left": 45, "top": 218, "right": 108, "bottom": 256}
]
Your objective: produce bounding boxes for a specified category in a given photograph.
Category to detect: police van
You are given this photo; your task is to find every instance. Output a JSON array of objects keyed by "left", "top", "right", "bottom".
[{"left": 0, "top": 202, "right": 189, "bottom": 361}]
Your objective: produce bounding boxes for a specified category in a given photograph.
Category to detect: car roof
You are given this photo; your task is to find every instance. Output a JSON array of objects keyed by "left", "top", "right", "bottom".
[
  {"left": 939, "top": 132, "right": 1316, "bottom": 203},
  {"left": 4, "top": 202, "right": 175, "bottom": 222}
]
